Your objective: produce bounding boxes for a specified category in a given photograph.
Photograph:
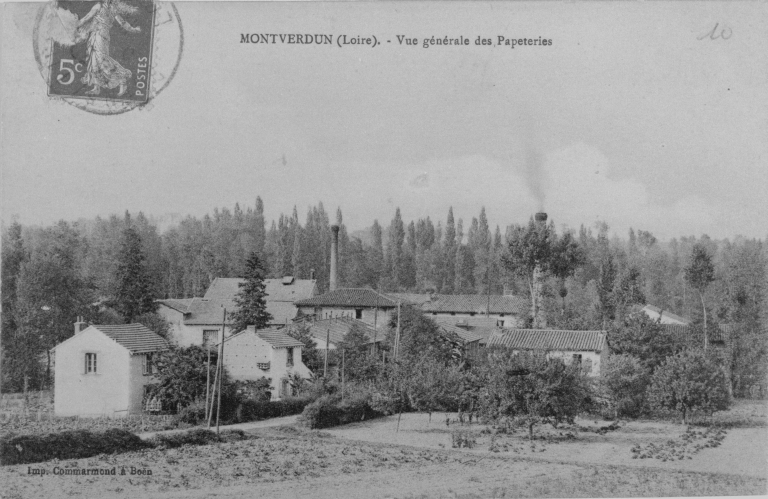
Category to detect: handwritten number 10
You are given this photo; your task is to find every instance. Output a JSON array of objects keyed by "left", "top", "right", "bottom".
[{"left": 699, "top": 23, "right": 732, "bottom": 41}]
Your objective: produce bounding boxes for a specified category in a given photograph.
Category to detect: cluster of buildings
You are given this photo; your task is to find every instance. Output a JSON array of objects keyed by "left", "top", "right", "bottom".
[{"left": 52, "top": 212, "right": 618, "bottom": 418}]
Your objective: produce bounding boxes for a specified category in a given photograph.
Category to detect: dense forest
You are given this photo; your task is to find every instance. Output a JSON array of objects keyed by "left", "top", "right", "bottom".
[{"left": 2, "top": 197, "right": 766, "bottom": 392}]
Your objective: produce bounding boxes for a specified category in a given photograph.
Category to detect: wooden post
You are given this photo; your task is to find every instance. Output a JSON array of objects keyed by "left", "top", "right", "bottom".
[
  {"left": 204, "top": 342, "right": 211, "bottom": 420},
  {"left": 394, "top": 301, "right": 401, "bottom": 360},
  {"left": 216, "top": 308, "right": 226, "bottom": 435},
  {"left": 207, "top": 360, "right": 219, "bottom": 428},
  {"left": 324, "top": 327, "right": 330, "bottom": 377},
  {"left": 341, "top": 349, "right": 345, "bottom": 401}
]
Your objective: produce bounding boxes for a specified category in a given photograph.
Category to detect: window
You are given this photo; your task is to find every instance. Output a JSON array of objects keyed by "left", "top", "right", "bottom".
[
  {"left": 496, "top": 319, "right": 505, "bottom": 328},
  {"left": 572, "top": 354, "right": 582, "bottom": 365},
  {"left": 286, "top": 347, "right": 294, "bottom": 367},
  {"left": 355, "top": 309, "right": 363, "bottom": 319},
  {"left": 143, "top": 353, "right": 155, "bottom": 375},
  {"left": 84, "top": 353, "right": 97, "bottom": 374},
  {"left": 203, "top": 330, "right": 218, "bottom": 347}
]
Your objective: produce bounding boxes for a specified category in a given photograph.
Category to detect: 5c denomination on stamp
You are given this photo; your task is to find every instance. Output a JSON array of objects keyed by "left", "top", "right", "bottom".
[{"left": 33, "top": 0, "right": 183, "bottom": 115}]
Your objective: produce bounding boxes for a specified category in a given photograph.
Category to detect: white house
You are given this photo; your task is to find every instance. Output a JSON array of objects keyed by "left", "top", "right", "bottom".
[
  {"left": 219, "top": 326, "right": 311, "bottom": 399},
  {"left": 157, "top": 276, "right": 318, "bottom": 347},
  {"left": 52, "top": 323, "right": 169, "bottom": 417},
  {"left": 485, "top": 329, "right": 608, "bottom": 377}
]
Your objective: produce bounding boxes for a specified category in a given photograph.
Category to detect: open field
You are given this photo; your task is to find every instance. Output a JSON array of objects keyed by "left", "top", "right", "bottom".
[
  {"left": 1, "top": 401, "right": 766, "bottom": 498},
  {"left": 325, "top": 401, "right": 768, "bottom": 479}
]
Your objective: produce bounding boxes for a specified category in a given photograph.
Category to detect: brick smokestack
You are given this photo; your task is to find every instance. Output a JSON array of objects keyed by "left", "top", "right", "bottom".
[
  {"left": 532, "top": 212, "right": 547, "bottom": 329},
  {"left": 330, "top": 225, "right": 340, "bottom": 291}
]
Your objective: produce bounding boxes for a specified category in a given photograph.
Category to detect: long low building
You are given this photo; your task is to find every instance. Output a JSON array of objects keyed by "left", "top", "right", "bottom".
[{"left": 486, "top": 328, "right": 608, "bottom": 376}]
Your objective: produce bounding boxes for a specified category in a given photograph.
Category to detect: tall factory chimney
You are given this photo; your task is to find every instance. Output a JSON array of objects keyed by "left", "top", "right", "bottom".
[
  {"left": 532, "top": 212, "right": 548, "bottom": 329},
  {"left": 330, "top": 225, "right": 340, "bottom": 291}
]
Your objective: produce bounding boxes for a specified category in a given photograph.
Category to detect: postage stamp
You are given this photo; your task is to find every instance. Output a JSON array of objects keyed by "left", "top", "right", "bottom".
[
  {"left": 33, "top": 0, "right": 183, "bottom": 115},
  {"left": 47, "top": 0, "right": 156, "bottom": 103}
]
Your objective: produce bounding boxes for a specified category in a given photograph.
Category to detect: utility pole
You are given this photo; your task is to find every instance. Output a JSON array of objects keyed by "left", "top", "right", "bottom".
[
  {"left": 215, "top": 308, "right": 226, "bottom": 435},
  {"left": 341, "top": 349, "right": 345, "bottom": 401},
  {"left": 324, "top": 327, "right": 330, "bottom": 376},
  {"left": 204, "top": 338, "right": 211, "bottom": 420},
  {"left": 394, "top": 301, "right": 401, "bottom": 360}
]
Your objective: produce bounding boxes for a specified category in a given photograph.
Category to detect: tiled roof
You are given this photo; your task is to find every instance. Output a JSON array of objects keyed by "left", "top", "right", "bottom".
[
  {"left": 487, "top": 329, "right": 607, "bottom": 352},
  {"left": 387, "top": 293, "right": 433, "bottom": 305},
  {"left": 93, "top": 324, "right": 170, "bottom": 354},
  {"left": 660, "top": 324, "right": 727, "bottom": 345},
  {"left": 293, "top": 317, "right": 383, "bottom": 347},
  {"left": 256, "top": 328, "right": 305, "bottom": 349},
  {"left": 295, "top": 288, "right": 397, "bottom": 308},
  {"left": 436, "top": 321, "right": 484, "bottom": 344},
  {"left": 157, "top": 298, "right": 193, "bottom": 314},
  {"left": 431, "top": 316, "right": 500, "bottom": 344},
  {"left": 421, "top": 295, "right": 527, "bottom": 315}
]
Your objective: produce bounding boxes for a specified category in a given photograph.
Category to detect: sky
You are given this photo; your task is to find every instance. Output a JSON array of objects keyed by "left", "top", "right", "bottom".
[{"left": 2, "top": 1, "right": 766, "bottom": 241}]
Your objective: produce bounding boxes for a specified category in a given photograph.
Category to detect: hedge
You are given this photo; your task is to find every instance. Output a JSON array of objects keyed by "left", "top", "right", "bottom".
[
  {"left": 1, "top": 429, "right": 149, "bottom": 466},
  {"left": 232, "top": 396, "right": 313, "bottom": 424},
  {"left": 299, "top": 393, "right": 382, "bottom": 429}
]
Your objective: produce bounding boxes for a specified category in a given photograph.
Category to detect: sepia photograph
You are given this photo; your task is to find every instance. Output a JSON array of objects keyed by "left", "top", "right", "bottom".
[{"left": 1, "top": 1, "right": 766, "bottom": 497}]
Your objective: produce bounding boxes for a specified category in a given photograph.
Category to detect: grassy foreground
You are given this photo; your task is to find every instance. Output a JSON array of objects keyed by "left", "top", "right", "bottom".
[{"left": 1, "top": 426, "right": 765, "bottom": 499}]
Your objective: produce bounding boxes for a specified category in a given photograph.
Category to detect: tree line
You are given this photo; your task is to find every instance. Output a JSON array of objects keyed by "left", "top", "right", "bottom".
[{"left": 2, "top": 197, "right": 766, "bottom": 393}]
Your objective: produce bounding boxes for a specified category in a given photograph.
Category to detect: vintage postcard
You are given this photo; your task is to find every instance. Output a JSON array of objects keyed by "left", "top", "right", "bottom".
[{"left": 1, "top": 1, "right": 766, "bottom": 498}]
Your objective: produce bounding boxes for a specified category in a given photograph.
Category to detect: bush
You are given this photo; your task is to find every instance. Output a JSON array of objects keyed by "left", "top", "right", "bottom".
[
  {"left": 1, "top": 428, "right": 149, "bottom": 466},
  {"left": 232, "top": 396, "right": 313, "bottom": 423},
  {"left": 299, "top": 389, "right": 382, "bottom": 429},
  {"left": 175, "top": 399, "right": 208, "bottom": 426},
  {"left": 148, "top": 428, "right": 221, "bottom": 449}
]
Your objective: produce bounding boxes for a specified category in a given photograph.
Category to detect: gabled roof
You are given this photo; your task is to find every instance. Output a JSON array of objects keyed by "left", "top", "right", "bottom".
[
  {"left": 641, "top": 305, "right": 690, "bottom": 325},
  {"left": 157, "top": 298, "right": 193, "bottom": 314},
  {"left": 255, "top": 327, "right": 305, "bottom": 349},
  {"left": 294, "top": 317, "right": 383, "bottom": 347},
  {"left": 487, "top": 329, "right": 607, "bottom": 352},
  {"left": 223, "top": 326, "right": 304, "bottom": 349},
  {"left": 295, "top": 288, "right": 397, "bottom": 308},
  {"left": 94, "top": 324, "right": 170, "bottom": 354},
  {"left": 421, "top": 295, "right": 527, "bottom": 315}
]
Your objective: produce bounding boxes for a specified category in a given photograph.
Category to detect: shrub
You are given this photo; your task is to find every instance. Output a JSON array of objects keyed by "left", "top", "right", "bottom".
[
  {"left": 232, "top": 395, "right": 313, "bottom": 423},
  {"left": 148, "top": 428, "right": 221, "bottom": 449},
  {"left": 299, "top": 389, "right": 382, "bottom": 429},
  {"left": 175, "top": 399, "right": 208, "bottom": 426},
  {"left": 1, "top": 428, "right": 149, "bottom": 466},
  {"left": 648, "top": 349, "right": 731, "bottom": 424}
]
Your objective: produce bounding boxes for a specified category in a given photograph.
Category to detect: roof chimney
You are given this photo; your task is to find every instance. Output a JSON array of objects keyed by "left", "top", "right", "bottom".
[
  {"left": 534, "top": 212, "right": 548, "bottom": 224},
  {"left": 330, "top": 225, "right": 340, "bottom": 291},
  {"left": 74, "top": 316, "right": 88, "bottom": 336},
  {"left": 310, "top": 268, "right": 315, "bottom": 280}
]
